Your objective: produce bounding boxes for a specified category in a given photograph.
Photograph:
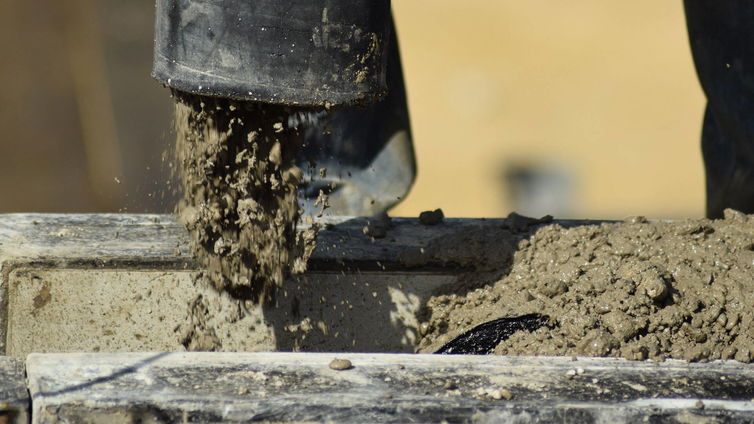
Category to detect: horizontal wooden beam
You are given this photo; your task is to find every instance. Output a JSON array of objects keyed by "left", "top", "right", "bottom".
[{"left": 26, "top": 352, "right": 754, "bottom": 423}]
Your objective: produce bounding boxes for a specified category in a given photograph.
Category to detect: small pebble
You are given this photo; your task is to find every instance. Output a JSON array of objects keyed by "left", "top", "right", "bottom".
[
  {"left": 329, "top": 358, "right": 353, "bottom": 371},
  {"left": 419, "top": 209, "right": 445, "bottom": 225},
  {"left": 695, "top": 400, "right": 705, "bottom": 409}
]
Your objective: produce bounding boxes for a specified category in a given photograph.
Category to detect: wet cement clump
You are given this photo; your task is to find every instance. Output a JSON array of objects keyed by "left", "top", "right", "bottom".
[
  {"left": 419, "top": 210, "right": 754, "bottom": 362},
  {"left": 173, "top": 91, "right": 317, "bottom": 305}
]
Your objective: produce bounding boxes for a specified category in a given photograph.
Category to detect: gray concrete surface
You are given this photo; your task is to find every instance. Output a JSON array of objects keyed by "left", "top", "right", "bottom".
[{"left": 25, "top": 352, "right": 754, "bottom": 423}]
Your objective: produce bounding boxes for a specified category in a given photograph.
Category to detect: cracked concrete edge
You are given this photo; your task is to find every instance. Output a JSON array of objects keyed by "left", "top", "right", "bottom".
[
  {"left": 22, "top": 352, "right": 754, "bottom": 424},
  {"left": 0, "top": 356, "right": 28, "bottom": 423}
]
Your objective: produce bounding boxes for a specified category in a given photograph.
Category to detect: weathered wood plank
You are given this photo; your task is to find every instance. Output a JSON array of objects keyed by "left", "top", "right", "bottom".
[
  {"left": 0, "top": 213, "right": 591, "bottom": 272},
  {"left": 26, "top": 352, "right": 754, "bottom": 423}
]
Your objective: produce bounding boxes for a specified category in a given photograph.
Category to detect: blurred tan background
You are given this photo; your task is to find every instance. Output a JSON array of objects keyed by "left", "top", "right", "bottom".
[{"left": 0, "top": 0, "right": 706, "bottom": 219}]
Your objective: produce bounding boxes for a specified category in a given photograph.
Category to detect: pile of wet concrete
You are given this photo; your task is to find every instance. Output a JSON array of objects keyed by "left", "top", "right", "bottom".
[{"left": 418, "top": 210, "right": 754, "bottom": 363}]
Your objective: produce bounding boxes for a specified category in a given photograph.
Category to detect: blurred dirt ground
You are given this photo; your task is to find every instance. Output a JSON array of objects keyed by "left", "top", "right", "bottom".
[{"left": 0, "top": 1, "right": 705, "bottom": 218}]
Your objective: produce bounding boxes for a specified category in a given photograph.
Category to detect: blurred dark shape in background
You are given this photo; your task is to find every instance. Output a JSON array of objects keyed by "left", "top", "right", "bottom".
[{"left": 0, "top": 0, "right": 175, "bottom": 213}]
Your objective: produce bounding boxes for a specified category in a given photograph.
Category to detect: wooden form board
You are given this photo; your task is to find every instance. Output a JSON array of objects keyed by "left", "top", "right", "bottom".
[
  {"left": 1, "top": 214, "right": 754, "bottom": 421},
  {"left": 0, "top": 357, "right": 28, "bottom": 423},
  {"left": 0, "top": 213, "right": 538, "bottom": 356},
  {"left": 25, "top": 352, "right": 754, "bottom": 423}
]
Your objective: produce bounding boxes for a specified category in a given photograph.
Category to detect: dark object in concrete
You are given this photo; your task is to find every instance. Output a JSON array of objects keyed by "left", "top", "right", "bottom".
[
  {"left": 153, "top": 0, "right": 391, "bottom": 105},
  {"left": 436, "top": 314, "right": 549, "bottom": 355},
  {"left": 25, "top": 352, "right": 754, "bottom": 423},
  {"left": 0, "top": 358, "right": 29, "bottom": 423}
]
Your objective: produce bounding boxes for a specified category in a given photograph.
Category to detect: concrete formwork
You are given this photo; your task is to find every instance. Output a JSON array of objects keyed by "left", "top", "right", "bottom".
[
  {"left": 0, "top": 214, "right": 482, "bottom": 356},
  {"left": 2, "top": 214, "right": 754, "bottom": 423}
]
